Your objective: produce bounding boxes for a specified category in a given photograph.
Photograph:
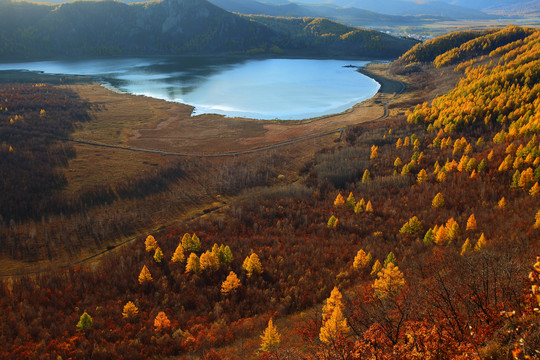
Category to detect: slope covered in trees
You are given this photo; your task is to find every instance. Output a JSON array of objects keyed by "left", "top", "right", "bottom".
[
  {"left": 0, "top": 26, "right": 539, "bottom": 359},
  {"left": 0, "top": 0, "right": 417, "bottom": 59}
]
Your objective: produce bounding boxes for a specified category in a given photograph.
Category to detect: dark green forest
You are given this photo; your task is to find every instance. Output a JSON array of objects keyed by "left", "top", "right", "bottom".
[{"left": 0, "top": 0, "right": 417, "bottom": 59}]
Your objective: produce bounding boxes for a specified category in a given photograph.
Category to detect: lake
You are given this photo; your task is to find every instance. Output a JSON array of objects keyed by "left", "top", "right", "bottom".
[{"left": 0, "top": 57, "right": 381, "bottom": 120}]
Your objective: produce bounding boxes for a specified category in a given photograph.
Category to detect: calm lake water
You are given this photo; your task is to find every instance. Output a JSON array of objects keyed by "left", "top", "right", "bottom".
[{"left": 0, "top": 57, "right": 380, "bottom": 120}]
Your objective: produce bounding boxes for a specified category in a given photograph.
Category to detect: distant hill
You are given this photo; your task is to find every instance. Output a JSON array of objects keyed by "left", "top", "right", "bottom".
[
  {"left": 287, "top": 0, "right": 494, "bottom": 19},
  {"left": 207, "top": 0, "right": 447, "bottom": 27},
  {"left": 0, "top": 0, "right": 418, "bottom": 59},
  {"left": 437, "top": 0, "right": 540, "bottom": 16}
]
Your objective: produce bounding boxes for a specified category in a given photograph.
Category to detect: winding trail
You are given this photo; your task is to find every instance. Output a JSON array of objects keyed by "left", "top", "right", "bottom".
[{"left": 62, "top": 64, "right": 406, "bottom": 157}]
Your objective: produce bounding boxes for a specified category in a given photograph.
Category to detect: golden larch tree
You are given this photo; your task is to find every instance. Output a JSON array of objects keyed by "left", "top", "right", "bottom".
[
  {"left": 200, "top": 250, "right": 219, "bottom": 272},
  {"left": 498, "top": 197, "right": 507, "bottom": 209},
  {"left": 153, "top": 247, "right": 164, "bottom": 263},
  {"left": 334, "top": 193, "right": 345, "bottom": 207},
  {"left": 417, "top": 169, "right": 428, "bottom": 183},
  {"left": 154, "top": 311, "right": 171, "bottom": 332},
  {"left": 530, "top": 182, "right": 539, "bottom": 197},
  {"left": 371, "top": 259, "right": 382, "bottom": 275},
  {"left": 259, "top": 319, "right": 281, "bottom": 353},
  {"left": 346, "top": 192, "right": 356, "bottom": 208},
  {"left": 145, "top": 235, "right": 157, "bottom": 252},
  {"left": 243, "top": 253, "right": 263, "bottom": 277},
  {"left": 370, "top": 145, "right": 379, "bottom": 159},
  {"left": 432, "top": 192, "right": 444, "bottom": 208},
  {"left": 171, "top": 243, "right": 184, "bottom": 263},
  {"left": 185, "top": 253, "right": 200, "bottom": 274},
  {"left": 221, "top": 271, "right": 241, "bottom": 295},
  {"left": 138, "top": 265, "right": 153, "bottom": 285},
  {"left": 353, "top": 249, "right": 372, "bottom": 270},
  {"left": 122, "top": 301, "right": 139, "bottom": 319},
  {"left": 475, "top": 233, "right": 487, "bottom": 251},
  {"left": 461, "top": 238, "right": 473, "bottom": 256},
  {"left": 322, "top": 287, "right": 344, "bottom": 322},
  {"left": 373, "top": 263, "right": 405, "bottom": 300},
  {"left": 534, "top": 210, "right": 540, "bottom": 229},
  {"left": 466, "top": 214, "right": 477, "bottom": 230},
  {"left": 362, "top": 169, "right": 371, "bottom": 184},
  {"left": 319, "top": 306, "right": 351, "bottom": 344},
  {"left": 365, "top": 201, "right": 374, "bottom": 213},
  {"left": 327, "top": 215, "right": 339, "bottom": 229}
]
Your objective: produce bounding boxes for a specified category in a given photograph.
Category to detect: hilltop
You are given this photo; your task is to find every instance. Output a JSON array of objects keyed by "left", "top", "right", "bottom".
[{"left": 0, "top": 0, "right": 417, "bottom": 59}]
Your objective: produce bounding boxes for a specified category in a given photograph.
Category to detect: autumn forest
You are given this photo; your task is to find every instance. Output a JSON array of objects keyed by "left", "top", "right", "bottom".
[{"left": 1, "top": 25, "right": 540, "bottom": 359}]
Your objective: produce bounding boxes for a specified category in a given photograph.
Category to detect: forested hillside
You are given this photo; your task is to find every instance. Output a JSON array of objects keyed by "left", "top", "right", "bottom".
[
  {"left": 0, "top": 0, "right": 416, "bottom": 59},
  {"left": 0, "top": 25, "right": 539, "bottom": 359}
]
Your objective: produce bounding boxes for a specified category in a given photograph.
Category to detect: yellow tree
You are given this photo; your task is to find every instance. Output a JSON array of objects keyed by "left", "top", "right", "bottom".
[
  {"left": 396, "top": 138, "right": 403, "bottom": 148},
  {"left": 362, "top": 169, "right": 371, "bottom": 184},
  {"left": 519, "top": 168, "right": 535, "bottom": 189},
  {"left": 259, "top": 319, "right": 281, "bottom": 353},
  {"left": 372, "top": 263, "right": 405, "bottom": 300},
  {"left": 154, "top": 312, "right": 171, "bottom": 332},
  {"left": 319, "top": 306, "right": 351, "bottom": 344},
  {"left": 461, "top": 238, "right": 473, "bottom": 256},
  {"left": 432, "top": 192, "right": 444, "bottom": 208},
  {"left": 200, "top": 250, "right": 219, "bottom": 272},
  {"left": 498, "top": 197, "right": 507, "bottom": 209},
  {"left": 346, "top": 192, "right": 356, "bottom": 208},
  {"left": 327, "top": 215, "right": 339, "bottom": 228},
  {"left": 394, "top": 157, "right": 402, "bottom": 168},
  {"left": 353, "top": 249, "right": 372, "bottom": 270},
  {"left": 475, "top": 233, "right": 487, "bottom": 251},
  {"left": 221, "top": 271, "right": 241, "bottom": 295},
  {"left": 445, "top": 218, "right": 459, "bottom": 242},
  {"left": 185, "top": 253, "right": 200, "bottom": 274},
  {"left": 334, "top": 193, "right": 345, "bottom": 207},
  {"left": 322, "top": 287, "right": 344, "bottom": 322},
  {"left": 466, "top": 214, "right": 477, "bottom": 230},
  {"left": 153, "top": 247, "right": 164, "bottom": 263},
  {"left": 371, "top": 260, "right": 382, "bottom": 275},
  {"left": 365, "top": 201, "right": 374, "bottom": 213},
  {"left": 535, "top": 210, "right": 540, "bottom": 229},
  {"left": 417, "top": 169, "right": 428, "bottom": 184},
  {"left": 122, "top": 301, "right": 139, "bottom": 319},
  {"left": 243, "top": 253, "right": 263, "bottom": 277},
  {"left": 145, "top": 235, "right": 158, "bottom": 252},
  {"left": 171, "top": 243, "right": 184, "bottom": 263},
  {"left": 530, "top": 182, "right": 540, "bottom": 197},
  {"left": 138, "top": 265, "right": 153, "bottom": 285},
  {"left": 370, "top": 145, "right": 379, "bottom": 159}
]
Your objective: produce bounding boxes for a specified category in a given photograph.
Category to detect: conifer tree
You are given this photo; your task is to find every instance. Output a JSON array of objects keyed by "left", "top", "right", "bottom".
[
  {"left": 181, "top": 233, "right": 192, "bottom": 250},
  {"left": 396, "top": 138, "right": 403, "bottom": 148},
  {"left": 417, "top": 169, "right": 428, "bottom": 183},
  {"left": 145, "top": 235, "right": 158, "bottom": 253},
  {"left": 370, "top": 145, "right": 379, "bottom": 159},
  {"left": 221, "top": 271, "right": 241, "bottom": 295},
  {"left": 530, "top": 182, "right": 540, "bottom": 197},
  {"left": 322, "top": 287, "right": 344, "bottom": 322},
  {"left": 435, "top": 225, "right": 447, "bottom": 245},
  {"left": 475, "top": 233, "right": 487, "bottom": 251},
  {"left": 138, "top": 265, "right": 153, "bottom": 284},
  {"left": 519, "top": 168, "right": 535, "bottom": 189},
  {"left": 243, "top": 253, "right": 263, "bottom": 277},
  {"left": 191, "top": 233, "right": 201, "bottom": 252},
  {"left": 200, "top": 250, "right": 219, "bottom": 272},
  {"left": 423, "top": 228, "right": 435, "bottom": 245},
  {"left": 171, "top": 243, "right": 185, "bottom": 263},
  {"left": 327, "top": 215, "right": 339, "bottom": 228},
  {"left": 353, "top": 249, "right": 372, "bottom": 270},
  {"left": 362, "top": 169, "right": 371, "bottom": 184},
  {"left": 384, "top": 252, "right": 397, "bottom": 267},
  {"left": 185, "top": 253, "right": 200, "bottom": 274},
  {"left": 394, "top": 157, "right": 402, "bottom": 167},
  {"left": 76, "top": 312, "right": 93, "bottom": 332},
  {"left": 535, "top": 210, "right": 540, "bottom": 229},
  {"left": 334, "top": 193, "right": 345, "bottom": 207},
  {"left": 498, "top": 197, "right": 507, "bottom": 208},
  {"left": 399, "top": 216, "right": 422, "bottom": 237},
  {"left": 445, "top": 218, "right": 459, "bottom": 242},
  {"left": 373, "top": 263, "right": 405, "bottom": 300},
  {"left": 154, "top": 312, "right": 171, "bottom": 332},
  {"left": 461, "top": 238, "right": 472, "bottom": 256},
  {"left": 365, "top": 201, "right": 374, "bottom": 213},
  {"left": 371, "top": 260, "right": 382, "bottom": 275},
  {"left": 319, "top": 306, "right": 351, "bottom": 344},
  {"left": 153, "top": 247, "right": 164, "bottom": 263},
  {"left": 122, "top": 301, "right": 139, "bottom": 319},
  {"left": 511, "top": 170, "right": 521, "bottom": 188},
  {"left": 466, "top": 214, "right": 477, "bottom": 230},
  {"left": 432, "top": 192, "right": 444, "bottom": 208},
  {"left": 346, "top": 192, "right": 356, "bottom": 208},
  {"left": 259, "top": 319, "right": 281, "bottom": 353},
  {"left": 404, "top": 136, "right": 410, "bottom": 147}
]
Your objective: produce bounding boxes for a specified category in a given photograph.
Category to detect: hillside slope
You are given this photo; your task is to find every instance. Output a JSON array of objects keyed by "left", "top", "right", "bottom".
[{"left": 0, "top": 0, "right": 417, "bottom": 59}]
